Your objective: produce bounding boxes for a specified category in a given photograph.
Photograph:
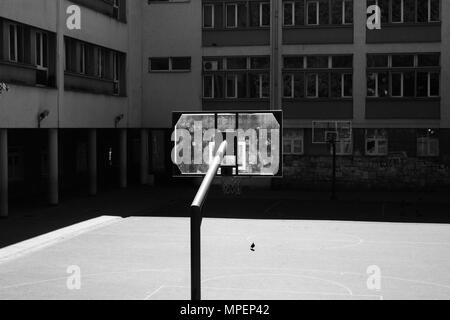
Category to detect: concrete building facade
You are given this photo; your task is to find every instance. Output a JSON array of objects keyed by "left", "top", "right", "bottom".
[{"left": 1, "top": 0, "right": 450, "bottom": 216}]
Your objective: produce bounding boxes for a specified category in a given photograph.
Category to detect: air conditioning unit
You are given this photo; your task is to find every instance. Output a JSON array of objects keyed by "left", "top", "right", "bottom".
[{"left": 203, "top": 61, "right": 218, "bottom": 71}]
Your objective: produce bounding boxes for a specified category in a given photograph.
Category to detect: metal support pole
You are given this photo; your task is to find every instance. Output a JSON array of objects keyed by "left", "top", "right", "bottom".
[{"left": 190, "top": 140, "right": 227, "bottom": 301}]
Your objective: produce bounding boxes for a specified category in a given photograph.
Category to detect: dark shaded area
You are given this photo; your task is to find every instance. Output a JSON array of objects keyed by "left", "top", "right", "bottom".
[{"left": 1, "top": 185, "right": 450, "bottom": 249}]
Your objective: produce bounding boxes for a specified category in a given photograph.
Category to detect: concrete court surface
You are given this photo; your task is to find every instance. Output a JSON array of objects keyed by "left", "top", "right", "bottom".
[{"left": 0, "top": 216, "right": 450, "bottom": 300}]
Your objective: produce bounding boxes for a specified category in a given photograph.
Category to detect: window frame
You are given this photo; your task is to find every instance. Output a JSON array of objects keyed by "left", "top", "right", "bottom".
[
  {"left": 226, "top": 3, "right": 239, "bottom": 28},
  {"left": 283, "top": 1, "right": 295, "bottom": 26},
  {"left": 306, "top": 1, "right": 320, "bottom": 26},
  {"left": 203, "top": 4, "right": 215, "bottom": 28}
]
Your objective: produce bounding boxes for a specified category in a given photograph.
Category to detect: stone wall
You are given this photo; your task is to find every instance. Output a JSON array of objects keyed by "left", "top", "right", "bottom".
[{"left": 277, "top": 154, "right": 450, "bottom": 191}]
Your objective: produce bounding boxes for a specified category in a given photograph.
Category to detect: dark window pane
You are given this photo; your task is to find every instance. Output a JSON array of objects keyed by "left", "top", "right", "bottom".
[
  {"left": 391, "top": 73, "right": 402, "bottom": 96},
  {"left": 332, "top": 55, "right": 352, "bottom": 68},
  {"left": 404, "top": 72, "right": 415, "bottom": 97},
  {"left": 249, "top": 3, "right": 260, "bottom": 26},
  {"left": 331, "top": 73, "right": 342, "bottom": 97},
  {"left": 430, "top": 0, "right": 440, "bottom": 21},
  {"left": 430, "top": 73, "right": 439, "bottom": 96},
  {"left": 307, "top": 1, "right": 318, "bottom": 25},
  {"left": 416, "top": 72, "right": 428, "bottom": 97},
  {"left": 204, "top": 75, "right": 213, "bottom": 97},
  {"left": 261, "top": 74, "right": 270, "bottom": 98},
  {"left": 318, "top": 73, "right": 329, "bottom": 97},
  {"left": 9, "top": 25, "right": 16, "bottom": 61},
  {"left": 319, "top": 0, "right": 329, "bottom": 24},
  {"left": 203, "top": 5, "right": 213, "bottom": 27},
  {"left": 307, "top": 56, "right": 328, "bottom": 68},
  {"left": 214, "top": 74, "right": 224, "bottom": 98},
  {"left": 295, "top": 1, "right": 305, "bottom": 25},
  {"left": 343, "top": 73, "right": 352, "bottom": 97},
  {"left": 367, "top": 55, "right": 388, "bottom": 68},
  {"left": 227, "top": 57, "right": 247, "bottom": 69},
  {"left": 378, "top": 72, "right": 389, "bottom": 97},
  {"left": 404, "top": 0, "right": 415, "bottom": 22},
  {"left": 294, "top": 74, "right": 304, "bottom": 98},
  {"left": 378, "top": 0, "right": 390, "bottom": 23},
  {"left": 237, "top": 74, "right": 246, "bottom": 98},
  {"left": 392, "top": 0, "right": 402, "bottom": 22},
  {"left": 150, "top": 58, "right": 169, "bottom": 71},
  {"left": 226, "top": 75, "right": 236, "bottom": 98},
  {"left": 261, "top": 3, "right": 271, "bottom": 26},
  {"left": 417, "top": 0, "right": 428, "bottom": 22},
  {"left": 251, "top": 56, "right": 270, "bottom": 69},
  {"left": 283, "top": 74, "right": 293, "bottom": 97},
  {"left": 344, "top": 0, "right": 353, "bottom": 24},
  {"left": 306, "top": 73, "right": 317, "bottom": 97},
  {"left": 392, "top": 55, "right": 414, "bottom": 67},
  {"left": 248, "top": 73, "right": 259, "bottom": 98},
  {"left": 226, "top": 4, "right": 236, "bottom": 27},
  {"left": 284, "top": 2, "right": 294, "bottom": 25},
  {"left": 238, "top": 4, "right": 247, "bottom": 27},
  {"left": 284, "top": 56, "right": 303, "bottom": 69},
  {"left": 367, "top": 73, "right": 377, "bottom": 96},
  {"left": 172, "top": 57, "right": 191, "bottom": 71},
  {"left": 418, "top": 53, "right": 440, "bottom": 67},
  {"left": 331, "top": 0, "right": 343, "bottom": 24}
]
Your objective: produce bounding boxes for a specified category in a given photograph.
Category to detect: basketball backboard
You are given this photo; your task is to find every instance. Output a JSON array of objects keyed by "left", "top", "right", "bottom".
[
  {"left": 312, "top": 120, "right": 352, "bottom": 144},
  {"left": 172, "top": 111, "right": 283, "bottom": 177}
]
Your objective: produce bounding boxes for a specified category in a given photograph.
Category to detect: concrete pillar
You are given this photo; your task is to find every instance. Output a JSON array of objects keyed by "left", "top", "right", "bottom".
[
  {"left": 88, "top": 129, "right": 97, "bottom": 196},
  {"left": 119, "top": 129, "right": 127, "bottom": 188},
  {"left": 48, "top": 129, "right": 59, "bottom": 205},
  {"left": 0, "top": 129, "right": 8, "bottom": 218},
  {"left": 140, "top": 129, "right": 149, "bottom": 185}
]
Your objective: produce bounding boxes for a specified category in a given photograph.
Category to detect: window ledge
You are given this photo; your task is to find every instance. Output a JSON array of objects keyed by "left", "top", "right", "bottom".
[
  {"left": 366, "top": 97, "right": 440, "bottom": 101},
  {"left": 64, "top": 71, "right": 115, "bottom": 83},
  {"left": 283, "top": 24, "right": 353, "bottom": 29}
]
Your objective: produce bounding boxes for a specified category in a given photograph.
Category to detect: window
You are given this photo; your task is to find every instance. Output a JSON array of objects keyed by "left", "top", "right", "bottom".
[
  {"left": 417, "top": 129, "right": 439, "bottom": 157},
  {"left": 331, "top": 73, "right": 352, "bottom": 98},
  {"left": 250, "top": 56, "right": 270, "bottom": 69},
  {"left": 150, "top": 58, "right": 169, "bottom": 71},
  {"left": 250, "top": 2, "right": 270, "bottom": 27},
  {"left": 113, "top": 52, "right": 120, "bottom": 95},
  {"left": 203, "top": 4, "right": 214, "bottom": 28},
  {"left": 149, "top": 57, "right": 191, "bottom": 72},
  {"left": 307, "top": 1, "right": 319, "bottom": 25},
  {"left": 204, "top": 75, "right": 214, "bottom": 98},
  {"left": 203, "top": 56, "right": 269, "bottom": 99},
  {"left": 365, "top": 129, "right": 388, "bottom": 156},
  {"left": 79, "top": 43, "right": 86, "bottom": 74},
  {"left": 35, "top": 32, "right": 48, "bottom": 69},
  {"left": 367, "top": 53, "right": 439, "bottom": 98},
  {"left": 284, "top": 1, "right": 295, "bottom": 26},
  {"left": 284, "top": 56, "right": 304, "bottom": 69},
  {"left": 284, "top": 129, "right": 304, "bottom": 155},
  {"left": 283, "top": 74, "right": 294, "bottom": 98},
  {"left": 9, "top": 24, "right": 18, "bottom": 62},
  {"left": 226, "top": 57, "right": 247, "bottom": 70},
  {"left": 307, "top": 56, "right": 328, "bottom": 69},
  {"left": 8, "top": 147, "right": 24, "bottom": 182},
  {"left": 392, "top": 0, "right": 404, "bottom": 23},
  {"left": 260, "top": 3, "right": 271, "bottom": 27},
  {"left": 284, "top": 55, "right": 352, "bottom": 99},
  {"left": 306, "top": 73, "right": 318, "bottom": 98},
  {"left": 226, "top": 4, "right": 238, "bottom": 28}
]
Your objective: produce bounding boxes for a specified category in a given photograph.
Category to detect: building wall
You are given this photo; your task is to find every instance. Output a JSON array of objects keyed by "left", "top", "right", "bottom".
[
  {"left": 0, "top": 0, "right": 143, "bottom": 129},
  {"left": 141, "top": 1, "right": 203, "bottom": 129}
]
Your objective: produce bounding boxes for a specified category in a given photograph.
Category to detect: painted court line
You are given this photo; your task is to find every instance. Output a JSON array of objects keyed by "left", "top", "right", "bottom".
[{"left": 0, "top": 215, "right": 123, "bottom": 264}]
